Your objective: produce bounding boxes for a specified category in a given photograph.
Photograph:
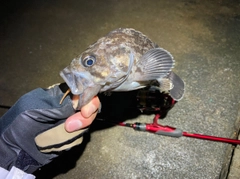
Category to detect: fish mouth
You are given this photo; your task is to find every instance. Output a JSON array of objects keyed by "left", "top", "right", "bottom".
[{"left": 60, "top": 66, "right": 95, "bottom": 95}]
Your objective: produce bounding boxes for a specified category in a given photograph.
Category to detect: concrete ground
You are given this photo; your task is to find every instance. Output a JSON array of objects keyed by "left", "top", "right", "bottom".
[{"left": 1, "top": 0, "right": 240, "bottom": 178}]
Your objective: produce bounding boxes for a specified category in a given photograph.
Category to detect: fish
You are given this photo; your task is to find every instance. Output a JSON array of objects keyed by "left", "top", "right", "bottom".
[{"left": 60, "top": 28, "right": 185, "bottom": 109}]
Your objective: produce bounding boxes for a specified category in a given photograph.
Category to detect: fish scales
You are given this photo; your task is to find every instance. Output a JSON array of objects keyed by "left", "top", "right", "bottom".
[{"left": 60, "top": 28, "right": 185, "bottom": 109}]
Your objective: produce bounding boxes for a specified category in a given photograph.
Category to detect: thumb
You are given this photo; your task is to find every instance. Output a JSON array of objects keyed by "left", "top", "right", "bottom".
[{"left": 65, "top": 96, "right": 100, "bottom": 132}]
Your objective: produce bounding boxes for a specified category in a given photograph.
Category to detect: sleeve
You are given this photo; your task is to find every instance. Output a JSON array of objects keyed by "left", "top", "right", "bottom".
[
  {"left": 0, "top": 166, "right": 35, "bottom": 179},
  {"left": 0, "top": 83, "right": 87, "bottom": 173}
]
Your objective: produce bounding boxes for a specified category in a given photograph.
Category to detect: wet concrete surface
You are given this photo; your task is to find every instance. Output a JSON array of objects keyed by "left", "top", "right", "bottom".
[{"left": 1, "top": 0, "right": 240, "bottom": 178}]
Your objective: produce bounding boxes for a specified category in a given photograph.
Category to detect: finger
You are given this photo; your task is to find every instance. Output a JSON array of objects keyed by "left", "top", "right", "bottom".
[
  {"left": 81, "top": 96, "right": 100, "bottom": 118},
  {"left": 65, "top": 112, "right": 83, "bottom": 132},
  {"left": 65, "top": 110, "right": 98, "bottom": 132},
  {"left": 65, "top": 111, "right": 96, "bottom": 132},
  {"left": 65, "top": 96, "right": 100, "bottom": 132}
]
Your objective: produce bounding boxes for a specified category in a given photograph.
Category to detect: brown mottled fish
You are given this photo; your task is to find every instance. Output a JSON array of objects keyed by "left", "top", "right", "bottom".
[{"left": 60, "top": 28, "right": 184, "bottom": 109}]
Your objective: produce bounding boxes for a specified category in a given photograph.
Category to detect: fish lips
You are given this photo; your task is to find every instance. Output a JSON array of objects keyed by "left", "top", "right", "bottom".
[{"left": 60, "top": 66, "right": 95, "bottom": 95}]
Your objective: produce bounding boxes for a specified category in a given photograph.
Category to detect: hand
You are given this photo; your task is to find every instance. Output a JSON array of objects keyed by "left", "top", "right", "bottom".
[
  {"left": 0, "top": 85, "right": 100, "bottom": 173},
  {"left": 65, "top": 96, "right": 100, "bottom": 132}
]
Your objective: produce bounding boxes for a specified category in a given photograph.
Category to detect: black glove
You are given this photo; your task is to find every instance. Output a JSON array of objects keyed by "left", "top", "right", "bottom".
[{"left": 0, "top": 83, "right": 87, "bottom": 173}]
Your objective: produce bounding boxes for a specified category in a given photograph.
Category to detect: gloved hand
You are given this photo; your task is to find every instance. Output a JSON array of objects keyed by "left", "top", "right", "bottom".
[{"left": 0, "top": 83, "right": 99, "bottom": 173}]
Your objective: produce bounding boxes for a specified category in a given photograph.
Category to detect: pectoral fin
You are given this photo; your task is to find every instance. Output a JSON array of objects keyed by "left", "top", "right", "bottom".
[{"left": 134, "top": 48, "right": 174, "bottom": 81}]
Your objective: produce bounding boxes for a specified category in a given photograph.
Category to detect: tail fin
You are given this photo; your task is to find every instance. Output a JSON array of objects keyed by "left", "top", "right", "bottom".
[{"left": 168, "top": 71, "right": 185, "bottom": 101}]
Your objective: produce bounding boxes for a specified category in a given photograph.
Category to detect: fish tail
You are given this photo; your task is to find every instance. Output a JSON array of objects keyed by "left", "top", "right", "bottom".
[{"left": 168, "top": 72, "right": 185, "bottom": 101}]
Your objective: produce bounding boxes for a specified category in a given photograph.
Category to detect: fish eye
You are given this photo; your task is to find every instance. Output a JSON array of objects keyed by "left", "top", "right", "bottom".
[{"left": 82, "top": 55, "right": 96, "bottom": 67}]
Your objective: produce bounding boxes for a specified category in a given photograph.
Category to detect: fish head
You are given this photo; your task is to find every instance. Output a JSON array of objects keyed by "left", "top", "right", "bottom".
[{"left": 60, "top": 35, "right": 134, "bottom": 107}]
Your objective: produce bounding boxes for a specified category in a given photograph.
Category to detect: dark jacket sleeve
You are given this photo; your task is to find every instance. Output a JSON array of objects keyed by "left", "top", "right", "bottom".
[{"left": 0, "top": 84, "right": 77, "bottom": 173}]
